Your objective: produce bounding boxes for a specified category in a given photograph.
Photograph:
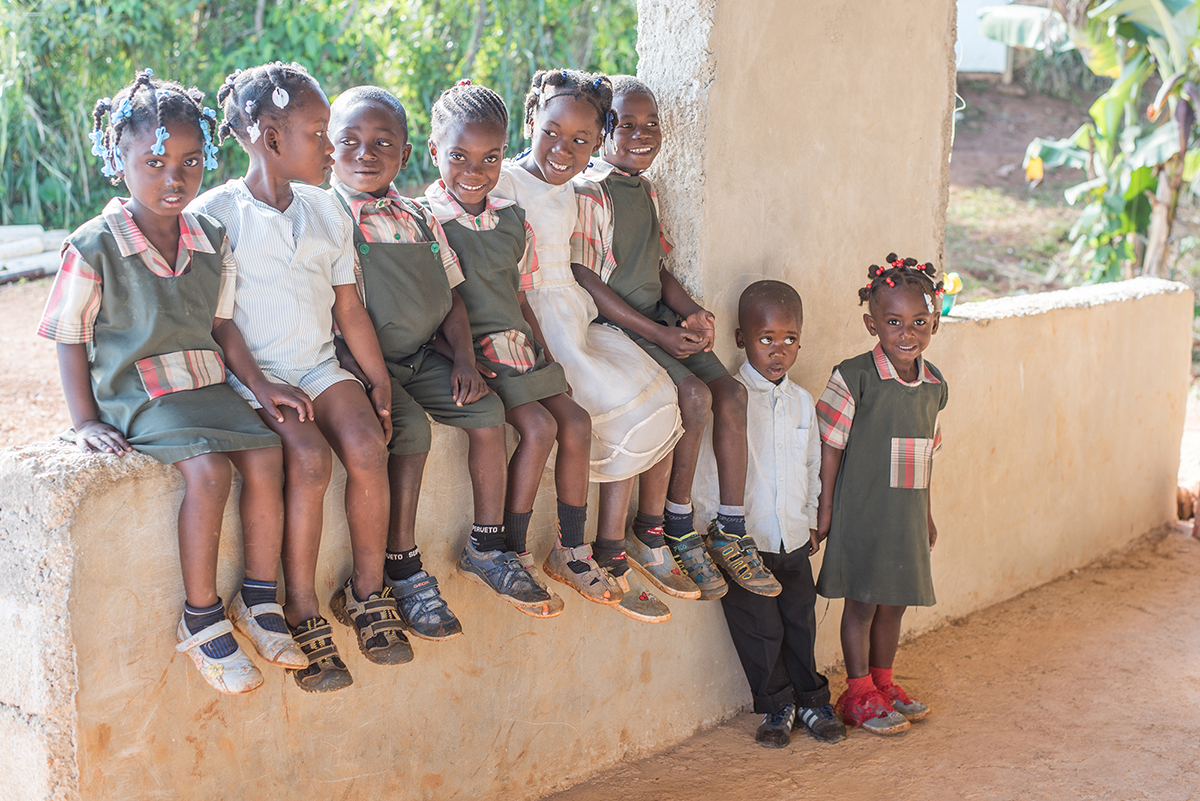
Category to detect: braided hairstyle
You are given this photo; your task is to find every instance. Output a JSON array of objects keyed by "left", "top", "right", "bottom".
[
  {"left": 522, "top": 68, "right": 615, "bottom": 138},
  {"left": 859, "top": 253, "right": 944, "bottom": 311},
  {"left": 430, "top": 80, "right": 508, "bottom": 142},
  {"left": 89, "top": 69, "right": 220, "bottom": 184},
  {"left": 215, "top": 61, "right": 321, "bottom": 146}
]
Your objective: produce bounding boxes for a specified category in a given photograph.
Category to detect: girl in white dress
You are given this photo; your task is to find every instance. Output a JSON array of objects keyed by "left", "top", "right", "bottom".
[{"left": 492, "top": 69, "right": 682, "bottom": 613}]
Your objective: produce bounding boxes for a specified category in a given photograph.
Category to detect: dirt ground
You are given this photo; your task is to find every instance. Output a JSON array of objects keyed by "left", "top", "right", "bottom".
[{"left": 0, "top": 277, "right": 68, "bottom": 448}]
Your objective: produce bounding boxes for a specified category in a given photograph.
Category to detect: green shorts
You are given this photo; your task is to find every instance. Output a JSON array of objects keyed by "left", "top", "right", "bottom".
[
  {"left": 384, "top": 346, "right": 507, "bottom": 456},
  {"left": 605, "top": 301, "right": 730, "bottom": 386}
]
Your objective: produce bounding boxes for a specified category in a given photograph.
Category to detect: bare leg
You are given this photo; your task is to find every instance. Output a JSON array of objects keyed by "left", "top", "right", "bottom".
[
  {"left": 638, "top": 451, "right": 673, "bottom": 517},
  {"left": 313, "top": 381, "right": 389, "bottom": 601},
  {"left": 840, "top": 597, "right": 877, "bottom": 679},
  {"left": 665, "top": 376, "right": 712, "bottom": 506},
  {"left": 504, "top": 402, "right": 557, "bottom": 514},
  {"left": 541, "top": 393, "right": 591, "bottom": 508},
  {"left": 596, "top": 478, "right": 634, "bottom": 542},
  {"left": 465, "top": 424, "right": 507, "bottom": 525},
  {"left": 868, "top": 605, "right": 908, "bottom": 670},
  {"left": 227, "top": 446, "right": 285, "bottom": 584},
  {"left": 175, "top": 453, "right": 234, "bottom": 609},
  {"left": 709, "top": 375, "right": 749, "bottom": 506},
  {"left": 255, "top": 407, "right": 333, "bottom": 627},
  {"left": 387, "top": 452, "right": 428, "bottom": 553}
]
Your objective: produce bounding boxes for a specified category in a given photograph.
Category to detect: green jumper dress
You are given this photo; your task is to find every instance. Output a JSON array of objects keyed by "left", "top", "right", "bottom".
[
  {"left": 419, "top": 200, "right": 567, "bottom": 409},
  {"left": 67, "top": 214, "right": 279, "bottom": 464},
  {"left": 815, "top": 352, "right": 948, "bottom": 607},
  {"left": 601, "top": 171, "right": 728, "bottom": 386},
  {"left": 341, "top": 195, "right": 505, "bottom": 456}
]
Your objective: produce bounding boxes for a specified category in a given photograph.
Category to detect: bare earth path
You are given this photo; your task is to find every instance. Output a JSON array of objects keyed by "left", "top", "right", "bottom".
[{"left": 548, "top": 524, "right": 1200, "bottom": 801}]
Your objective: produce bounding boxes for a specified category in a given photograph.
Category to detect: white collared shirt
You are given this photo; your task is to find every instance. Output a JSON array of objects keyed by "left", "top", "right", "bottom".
[{"left": 693, "top": 360, "right": 821, "bottom": 555}]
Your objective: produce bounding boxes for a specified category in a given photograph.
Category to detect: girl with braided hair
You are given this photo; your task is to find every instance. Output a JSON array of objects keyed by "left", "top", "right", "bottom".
[
  {"left": 38, "top": 69, "right": 309, "bottom": 694},
  {"left": 813, "top": 254, "right": 949, "bottom": 735},
  {"left": 491, "top": 68, "right": 684, "bottom": 616},
  {"left": 191, "top": 62, "right": 409, "bottom": 693}
]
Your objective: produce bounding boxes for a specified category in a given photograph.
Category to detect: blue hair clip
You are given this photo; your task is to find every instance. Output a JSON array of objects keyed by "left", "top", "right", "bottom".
[
  {"left": 560, "top": 70, "right": 568, "bottom": 81},
  {"left": 200, "top": 107, "right": 219, "bottom": 170},
  {"left": 593, "top": 77, "right": 603, "bottom": 89},
  {"left": 100, "top": 144, "right": 124, "bottom": 177},
  {"left": 151, "top": 126, "right": 170, "bottom": 156},
  {"left": 203, "top": 107, "right": 217, "bottom": 120},
  {"left": 111, "top": 144, "right": 124, "bottom": 172},
  {"left": 155, "top": 90, "right": 171, "bottom": 100},
  {"left": 145, "top": 68, "right": 154, "bottom": 77},
  {"left": 87, "top": 130, "right": 106, "bottom": 157},
  {"left": 116, "top": 99, "right": 133, "bottom": 121}
]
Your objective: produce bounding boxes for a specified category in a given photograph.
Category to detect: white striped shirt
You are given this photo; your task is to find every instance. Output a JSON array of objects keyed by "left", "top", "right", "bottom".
[{"left": 189, "top": 179, "right": 356, "bottom": 377}]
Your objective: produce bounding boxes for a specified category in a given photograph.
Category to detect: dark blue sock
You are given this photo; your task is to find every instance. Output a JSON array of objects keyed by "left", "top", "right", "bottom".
[
  {"left": 241, "top": 579, "right": 288, "bottom": 634},
  {"left": 663, "top": 507, "right": 694, "bottom": 540},
  {"left": 716, "top": 512, "right": 747, "bottom": 538},
  {"left": 184, "top": 600, "right": 237, "bottom": 658}
]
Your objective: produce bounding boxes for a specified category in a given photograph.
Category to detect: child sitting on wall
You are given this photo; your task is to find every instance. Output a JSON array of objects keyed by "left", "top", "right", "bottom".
[{"left": 693, "top": 280, "right": 846, "bottom": 746}]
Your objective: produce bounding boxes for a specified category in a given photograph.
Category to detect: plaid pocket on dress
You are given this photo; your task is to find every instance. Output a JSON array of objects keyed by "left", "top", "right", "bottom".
[
  {"left": 478, "top": 330, "right": 537, "bottom": 374},
  {"left": 135, "top": 349, "right": 226, "bottom": 399},
  {"left": 889, "top": 437, "right": 935, "bottom": 489}
]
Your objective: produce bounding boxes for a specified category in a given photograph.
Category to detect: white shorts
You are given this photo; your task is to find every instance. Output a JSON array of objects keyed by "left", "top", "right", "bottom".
[{"left": 227, "top": 356, "right": 362, "bottom": 409}]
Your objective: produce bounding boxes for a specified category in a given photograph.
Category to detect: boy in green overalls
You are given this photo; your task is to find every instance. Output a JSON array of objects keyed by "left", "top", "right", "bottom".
[
  {"left": 572, "top": 76, "right": 780, "bottom": 602},
  {"left": 329, "top": 86, "right": 557, "bottom": 629}
]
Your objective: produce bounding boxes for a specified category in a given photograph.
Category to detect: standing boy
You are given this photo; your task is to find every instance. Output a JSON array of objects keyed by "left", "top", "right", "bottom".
[{"left": 693, "top": 280, "right": 845, "bottom": 747}]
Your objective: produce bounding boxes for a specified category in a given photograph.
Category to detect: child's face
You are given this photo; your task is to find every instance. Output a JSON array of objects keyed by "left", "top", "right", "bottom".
[
  {"left": 525, "top": 92, "right": 604, "bottom": 186},
  {"left": 331, "top": 101, "right": 411, "bottom": 197},
  {"left": 120, "top": 122, "right": 205, "bottom": 223},
  {"left": 605, "top": 91, "right": 661, "bottom": 175},
  {"left": 736, "top": 305, "right": 802, "bottom": 384},
  {"left": 266, "top": 84, "right": 334, "bottom": 186},
  {"left": 864, "top": 285, "right": 939, "bottom": 376},
  {"left": 429, "top": 121, "right": 506, "bottom": 215}
]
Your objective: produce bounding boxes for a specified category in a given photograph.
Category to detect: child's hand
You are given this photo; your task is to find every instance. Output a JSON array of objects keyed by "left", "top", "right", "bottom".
[
  {"left": 368, "top": 383, "right": 392, "bottom": 441},
  {"left": 475, "top": 361, "right": 498, "bottom": 379},
  {"left": 808, "top": 528, "right": 821, "bottom": 556},
  {"left": 680, "top": 310, "right": 716, "bottom": 352},
  {"left": 334, "top": 336, "right": 371, "bottom": 390},
  {"left": 816, "top": 506, "right": 832, "bottom": 542},
  {"left": 928, "top": 517, "right": 938, "bottom": 550},
  {"left": 75, "top": 420, "right": 133, "bottom": 455},
  {"left": 652, "top": 325, "right": 707, "bottom": 359},
  {"left": 451, "top": 359, "right": 490, "bottom": 406},
  {"left": 254, "top": 382, "right": 315, "bottom": 425}
]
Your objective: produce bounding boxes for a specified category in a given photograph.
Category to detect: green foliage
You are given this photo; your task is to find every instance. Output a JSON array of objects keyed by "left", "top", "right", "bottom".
[{"left": 0, "top": 0, "right": 637, "bottom": 228}]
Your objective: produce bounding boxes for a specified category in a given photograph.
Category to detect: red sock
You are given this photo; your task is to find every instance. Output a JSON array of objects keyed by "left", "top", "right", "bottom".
[
  {"left": 846, "top": 675, "right": 875, "bottom": 698},
  {"left": 869, "top": 666, "right": 893, "bottom": 689}
]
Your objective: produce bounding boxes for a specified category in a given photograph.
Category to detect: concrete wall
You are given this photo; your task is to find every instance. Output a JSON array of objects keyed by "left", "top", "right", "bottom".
[{"left": 0, "top": 0, "right": 1193, "bottom": 799}]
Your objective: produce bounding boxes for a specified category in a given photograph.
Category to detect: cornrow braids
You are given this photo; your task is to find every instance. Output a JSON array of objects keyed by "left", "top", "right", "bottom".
[
  {"left": 522, "top": 68, "right": 616, "bottom": 138},
  {"left": 215, "top": 61, "right": 320, "bottom": 146},
  {"left": 858, "top": 252, "right": 945, "bottom": 311},
  {"left": 430, "top": 80, "right": 509, "bottom": 142},
  {"left": 89, "top": 68, "right": 221, "bottom": 184}
]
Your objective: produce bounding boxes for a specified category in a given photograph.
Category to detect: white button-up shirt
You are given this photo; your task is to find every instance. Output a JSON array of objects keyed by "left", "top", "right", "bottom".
[{"left": 693, "top": 360, "right": 821, "bottom": 555}]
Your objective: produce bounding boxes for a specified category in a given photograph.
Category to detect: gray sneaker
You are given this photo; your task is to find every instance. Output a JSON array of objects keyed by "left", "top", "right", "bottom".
[
  {"left": 666, "top": 531, "right": 728, "bottom": 600},
  {"left": 384, "top": 570, "right": 463, "bottom": 641},
  {"left": 458, "top": 542, "right": 552, "bottom": 610}
]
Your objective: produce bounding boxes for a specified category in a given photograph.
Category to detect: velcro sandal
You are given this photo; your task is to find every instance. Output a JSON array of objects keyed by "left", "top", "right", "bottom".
[
  {"left": 542, "top": 543, "right": 623, "bottom": 605},
  {"left": 516, "top": 552, "right": 565, "bottom": 618},
  {"left": 289, "top": 616, "right": 353, "bottom": 693},
  {"left": 458, "top": 542, "right": 554, "bottom": 610},
  {"left": 612, "top": 568, "right": 671, "bottom": 623},
  {"left": 175, "top": 617, "right": 264, "bottom": 695},
  {"left": 229, "top": 592, "right": 307, "bottom": 669},
  {"left": 704, "top": 520, "right": 782, "bottom": 597},
  {"left": 624, "top": 532, "right": 701, "bottom": 600},
  {"left": 666, "top": 531, "right": 729, "bottom": 600},
  {"left": 330, "top": 578, "right": 414, "bottom": 665},
  {"left": 385, "top": 570, "right": 464, "bottom": 640}
]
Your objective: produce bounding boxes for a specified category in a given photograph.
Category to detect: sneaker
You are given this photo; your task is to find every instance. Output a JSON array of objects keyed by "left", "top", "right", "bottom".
[
  {"left": 755, "top": 703, "right": 796, "bottom": 748},
  {"left": 704, "top": 520, "right": 781, "bottom": 597},
  {"left": 542, "top": 543, "right": 623, "bottom": 605},
  {"left": 611, "top": 568, "right": 672, "bottom": 623},
  {"left": 458, "top": 542, "right": 553, "bottom": 610},
  {"left": 797, "top": 703, "right": 847, "bottom": 742},
  {"left": 836, "top": 688, "right": 911, "bottom": 736},
  {"left": 624, "top": 531, "right": 701, "bottom": 599},
  {"left": 287, "top": 616, "right": 354, "bottom": 693},
  {"left": 329, "top": 578, "right": 414, "bottom": 665},
  {"left": 666, "top": 531, "right": 728, "bottom": 600},
  {"left": 879, "top": 681, "right": 931, "bottom": 721},
  {"left": 516, "top": 552, "right": 566, "bottom": 618},
  {"left": 385, "top": 570, "right": 463, "bottom": 641}
]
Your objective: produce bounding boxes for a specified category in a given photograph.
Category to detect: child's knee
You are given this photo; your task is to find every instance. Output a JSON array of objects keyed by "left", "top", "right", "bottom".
[
  {"left": 287, "top": 441, "right": 334, "bottom": 489},
  {"left": 340, "top": 427, "right": 389, "bottom": 477},
  {"left": 562, "top": 402, "right": 591, "bottom": 442},
  {"left": 712, "top": 376, "right": 748, "bottom": 416},
  {"left": 467, "top": 423, "right": 508, "bottom": 450},
  {"left": 678, "top": 377, "right": 713, "bottom": 426},
  {"left": 515, "top": 404, "right": 558, "bottom": 451},
  {"left": 181, "top": 453, "right": 233, "bottom": 495}
]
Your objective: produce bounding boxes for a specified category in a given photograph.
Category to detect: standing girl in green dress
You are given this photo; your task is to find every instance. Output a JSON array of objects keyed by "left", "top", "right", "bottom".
[
  {"left": 813, "top": 255, "right": 948, "bottom": 736},
  {"left": 39, "top": 70, "right": 310, "bottom": 695}
]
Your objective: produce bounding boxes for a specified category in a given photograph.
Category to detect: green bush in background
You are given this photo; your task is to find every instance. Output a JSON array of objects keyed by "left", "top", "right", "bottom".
[{"left": 0, "top": 0, "right": 636, "bottom": 230}]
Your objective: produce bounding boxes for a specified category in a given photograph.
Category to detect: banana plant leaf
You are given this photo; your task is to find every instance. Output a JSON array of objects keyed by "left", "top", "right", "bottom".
[{"left": 978, "top": 5, "right": 1072, "bottom": 51}]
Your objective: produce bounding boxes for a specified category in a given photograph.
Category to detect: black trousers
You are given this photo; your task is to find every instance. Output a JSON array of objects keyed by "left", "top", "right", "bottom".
[{"left": 719, "top": 544, "right": 830, "bottom": 714}]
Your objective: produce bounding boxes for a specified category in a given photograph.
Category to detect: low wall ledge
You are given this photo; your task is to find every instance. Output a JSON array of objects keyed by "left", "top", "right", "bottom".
[{"left": 943, "top": 277, "right": 1189, "bottom": 323}]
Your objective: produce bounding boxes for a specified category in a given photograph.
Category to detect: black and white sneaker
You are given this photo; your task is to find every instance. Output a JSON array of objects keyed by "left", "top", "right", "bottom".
[
  {"left": 755, "top": 703, "right": 796, "bottom": 748},
  {"left": 798, "top": 703, "right": 847, "bottom": 742}
]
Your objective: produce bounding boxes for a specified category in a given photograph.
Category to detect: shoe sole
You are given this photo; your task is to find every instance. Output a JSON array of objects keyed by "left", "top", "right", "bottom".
[
  {"left": 897, "top": 706, "right": 931, "bottom": 722},
  {"left": 404, "top": 626, "right": 465, "bottom": 642},
  {"left": 229, "top": 615, "right": 309, "bottom": 669},
  {"left": 540, "top": 561, "right": 621, "bottom": 606},
  {"left": 458, "top": 564, "right": 563, "bottom": 613},
  {"left": 289, "top": 668, "right": 354, "bottom": 693},
  {"left": 329, "top": 591, "right": 415, "bottom": 665},
  {"left": 611, "top": 596, "right": 672, "bottom": 624},
  {"left": 626, "top": 555, "right": 702, "bottom": 600},
  {"left": 707, "top": 553, "right": 782, "bottom": 597},
  {"left": 854, "top": 719, "right": 912, "bottom": 736}
]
